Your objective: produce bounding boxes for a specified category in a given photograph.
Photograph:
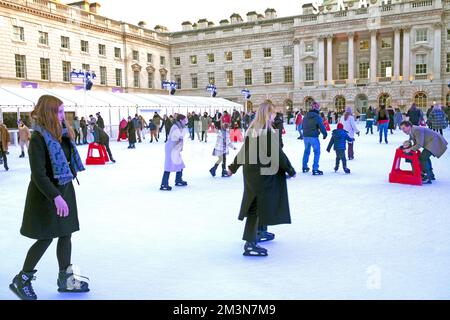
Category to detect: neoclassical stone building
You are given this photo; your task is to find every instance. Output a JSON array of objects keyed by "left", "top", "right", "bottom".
[{"left": 1, "top": 0, "right": 450, "bottom": 113}]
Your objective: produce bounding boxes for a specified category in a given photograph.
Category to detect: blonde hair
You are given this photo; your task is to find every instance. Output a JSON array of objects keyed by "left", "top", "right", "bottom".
[{"left": 246, "top": 101, "right": 275, "bottom": 137}]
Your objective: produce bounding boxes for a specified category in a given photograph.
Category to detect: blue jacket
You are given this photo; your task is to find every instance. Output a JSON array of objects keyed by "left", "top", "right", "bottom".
[
  {"left": 327, "top": 129, "right": 354, "bottom": 151},
  {"left": 302, "top": 109, "right": 327, "bottom": 138}
]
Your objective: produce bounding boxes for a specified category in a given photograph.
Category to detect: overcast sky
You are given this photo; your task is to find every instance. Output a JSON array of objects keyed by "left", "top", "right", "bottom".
[{"left": 97, "top": 0, "right": 310, "bottom": 32}]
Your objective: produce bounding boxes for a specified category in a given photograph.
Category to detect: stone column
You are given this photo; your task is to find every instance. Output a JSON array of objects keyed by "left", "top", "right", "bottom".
[
  {"left": 402, "top": 26, "right": 411, "bottom": 83},
  {"left": 347, "top": 32, "right": 355, "bottom": 86},
  {"left": 370, "top": 30, "right": 378, "bottom": 84},
  {"left": 394, "top": 27, "right": 401, "bottom": 82},
  {"left": 318, "top": 35, "right": 325, "bottom": 86},
  {"left": 293, "top": 39, "right": 301, "bottom": 88},
  {"left": 327, "top": 34, "right": 334, "bottom": 86},
  {"left": 433, "top": 23, "right": 442, "bottom": 80}
]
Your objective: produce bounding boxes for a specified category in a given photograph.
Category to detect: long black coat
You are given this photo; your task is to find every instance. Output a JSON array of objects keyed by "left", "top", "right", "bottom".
[
  {"left": 94, "top": 125, "right": 110, "bottom": 145},
  {"left": 388, "top": 109, "right": 395, "bottom": 129},
  {"left": 97, "top": 116, "right": 105, "bottom": 129},
  {"left": 229, "top": 129, "right": 296, "bottom": 226},
  {"left": 21, "top": 132, "right": 80, "bottom": 240},
  {"left": 127, "top": 121, "right": 137, "bottom": 143}
]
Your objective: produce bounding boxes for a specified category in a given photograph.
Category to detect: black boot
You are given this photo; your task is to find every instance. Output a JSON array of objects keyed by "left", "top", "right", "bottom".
[
  {"left": 312, "top": 170, "right": 323, "bottom": 176},
  {"left": 302, "top": 167, "right": 310, "bottom": 173},
  {"left": 19, "top": 151, "right": 25, "bottom": 158},
  {"left": 243, "top": 242, "right": 268, "bottom": 257},
  {"left": 9, "top": 270, "right": 37, "bottom": 300},
  {"left": 57, "top": 265, "right": 90, "bottom": 293},
  {"left": 221, "top": 169, "right": 231, "bottom": 178},
  {"left": 343, "top": 167, "right": 351, "bottom": 174},
  {"left": 209, "top": 164, "right": 218, "bottom": 177}
]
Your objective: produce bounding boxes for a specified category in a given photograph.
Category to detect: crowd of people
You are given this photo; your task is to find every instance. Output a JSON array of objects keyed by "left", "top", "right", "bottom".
[{"left": 2, "top": 93, "right": 449, "bottom": 300}]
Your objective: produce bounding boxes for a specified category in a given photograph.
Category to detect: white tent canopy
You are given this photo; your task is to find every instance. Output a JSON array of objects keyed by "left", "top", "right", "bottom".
[{"left": 0, "top": 87, "right": 243, "bottom": 110}]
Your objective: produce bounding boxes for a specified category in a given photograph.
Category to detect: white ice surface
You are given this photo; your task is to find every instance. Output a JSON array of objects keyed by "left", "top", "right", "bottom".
[{"left": 1, "top": 123, "right": 450, "bottom": 300}]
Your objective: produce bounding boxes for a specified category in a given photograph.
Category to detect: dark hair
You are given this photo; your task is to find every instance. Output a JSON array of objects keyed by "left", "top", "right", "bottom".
[
  {"left": 176, "top": 114, "right": 186, "bottom": 122},
  {"left": 400, "top": 120, "right": 412, "bottom": 127}
]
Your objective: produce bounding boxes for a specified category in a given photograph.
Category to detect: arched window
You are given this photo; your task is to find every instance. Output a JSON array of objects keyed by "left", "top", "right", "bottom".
[
  {"left": 414, "top": 92, "right": 428, "bottom": 109},
  {"left": 334, "top": 95, "right": 346, "bottom": 113},
  {"left": 304, "top": 97, "right": 314, "bottom": 109},
  {"left": 378, "top": 93, "right": 391, "bottom": 108}
]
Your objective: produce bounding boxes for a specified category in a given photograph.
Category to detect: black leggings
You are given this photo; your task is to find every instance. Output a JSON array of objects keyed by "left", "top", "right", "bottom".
[{"left": 23, "top": 235, "right": 72, "bottom": 272}]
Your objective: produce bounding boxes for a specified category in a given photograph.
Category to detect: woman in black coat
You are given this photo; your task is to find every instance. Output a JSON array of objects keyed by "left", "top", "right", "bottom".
[
  {"left": 228, "top": 102, "right": 296, "bottom": 257},
  {"left": 10, "top": 95, "right": 89, "bottom": 300},
  {"left": 126, "top": 116, "right": 137, "bottom": 149},
  {"left": 387, "top": 106, "right": 395, "bottom": 134},
  {"left": 94, "top": 124, "right": 115, "bottom": 163}
]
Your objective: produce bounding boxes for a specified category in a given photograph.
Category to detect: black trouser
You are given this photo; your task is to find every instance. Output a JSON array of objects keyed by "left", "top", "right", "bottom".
[
  {"left": 243, "top": 199, "right": 259, "bottom": 243},
  {"left": 165, "top": 129, "right": 170, "bottom": 142},
  {"left": 103, "top": 142, "right": 114, "bottom": 161},
  {"left": 335, "top": 149, "right": 347, "bottom": 169},
  {"left": 74, "top": 129, "right": 80, "bottom": 145},
  {"left": 215, "top": 154, "right": 227, "bottom": 170},
  {"left": 161, "top": 170, "right": 183, "bottom": 186},
  {"left": 81, "top": 127, "right": 88, "bottom": 144},
  {"left": 23, "top": 235, "right": 72, "bottom": 272},
  {"left": 0, "top": 144, "right": 7, "bottom": 168},
  {"left": 419, "top": 149, "right": 434, "bottom": 178},
  {"left": 201, "top": 131, "right": 207, "bottom": 142}
]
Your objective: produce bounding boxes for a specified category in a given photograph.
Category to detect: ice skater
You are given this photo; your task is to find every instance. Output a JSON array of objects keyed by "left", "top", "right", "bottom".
[
  {"left": 209, "top": 122, "right": 236, "bottom": 178},
  {"left": 9, "top": 95, "right": 89, "bottom": 300},
  {"left": 400, "top": 121, "right": 448, "bottom": 184},
  {"left": 160, "top": 114, "right": 189, "bottom": 191},
  {"left": 0, "top": 123, "right": 9, "bottom": 171},
  {"left": 326, "top": 123, "right": 354, "bottom": 174},
  {"left": 339, "top": 107, "right": 360, "bottom": 160},
  {"left": 228, "top": 101, "right": 296, "bottom": 257},
  {"left": 93, "top": 123, "right": 116, "bottom": 163},
  {"left": 18, "top": 120, "right": 31, "bottom": 158},
  {"left": 127, "top": 116, "right": 136, "bottom": 149}
]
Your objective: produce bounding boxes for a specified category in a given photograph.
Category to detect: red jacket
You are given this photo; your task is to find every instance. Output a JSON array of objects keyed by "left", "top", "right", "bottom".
[
  {"left": 222, "top": 114, "right": 231, "bottom": 125},
  {"left": 295, "top": 113, "right": 303, "bottom": 126}
]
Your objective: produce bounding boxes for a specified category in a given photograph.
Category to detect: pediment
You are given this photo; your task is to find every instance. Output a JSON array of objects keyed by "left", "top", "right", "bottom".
[
  {"left": 131, "top": 63, "right": 142, "bottom": 72},
  {"left": 300, "top": 54, "right": 318, "bottom": 61},
  {"left": 411, "top": 44, "right": 433, "bottom": 53}
]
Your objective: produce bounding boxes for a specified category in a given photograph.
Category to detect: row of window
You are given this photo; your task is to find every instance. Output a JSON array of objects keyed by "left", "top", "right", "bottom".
[
  {"left": 12, "top": 26, "right": 166, "bottom": 64},
  {"left": 170, "top": 67, "right": 294, "bottom": 89},
  {"left": 14, "top": 55, "right": 125, "bottom": 86},
  {"left": 173, "top": 47, "right": 293, "bottom": 66}
]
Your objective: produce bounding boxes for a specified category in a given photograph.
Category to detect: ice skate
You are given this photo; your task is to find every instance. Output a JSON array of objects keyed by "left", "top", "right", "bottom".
[
  {"left": 312, "top": 170, "right": 323, "bottom": 176},
  {"left": 302, "top": 167, "right": 310, "bottom": 173},
  {"left": 9, "top": 270, "right": 37, "bottom": 300},
  {"left": 243, "top": 242, "right": 268, "bottom": 257},
  {"left": 175, "top": 180, "right": 188, "bottom": 187},
  {"left": 221, "top": 169, "right": 231, "bottom": 178},
  {"left": 343, "top": 168, "right": 351, "bottom": 174},
  {"left": 19, "top": 151, "right": 25, "bottom": 158},
  {"left": 257, "top": 231, "right": 275, "bottom": 243},
  {"left": 160, "top": 185, "right": 172, "bottom": 191},
  {"left": 57, "top": 265, "right": 90, "bottom": 293},
  {"left": 209, "top": 164, "right": 218, "bottom": 177}
]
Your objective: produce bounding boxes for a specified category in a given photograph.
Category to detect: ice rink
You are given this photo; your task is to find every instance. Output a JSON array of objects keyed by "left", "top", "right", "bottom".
[{"left": 1, "top": 123, "right": 450, "bottom": 300}]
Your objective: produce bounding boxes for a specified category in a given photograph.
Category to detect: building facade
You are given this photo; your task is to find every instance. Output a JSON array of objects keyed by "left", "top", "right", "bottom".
[{"left": 1, "top": 0, "right": 450, "bottom": 114}]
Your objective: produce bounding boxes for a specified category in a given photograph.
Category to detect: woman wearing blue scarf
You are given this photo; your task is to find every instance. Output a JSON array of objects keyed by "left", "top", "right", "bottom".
[{"left": 9, "top": 95, "right": 89, "bottom": 300}]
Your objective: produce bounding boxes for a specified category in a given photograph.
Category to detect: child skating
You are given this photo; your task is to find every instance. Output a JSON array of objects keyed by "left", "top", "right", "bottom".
[
  {"left": 326, "top": 123, "right": 354, "bottom": 174},
  {"left": 210, "top": 123, "right": 236, "bottom": 178}
]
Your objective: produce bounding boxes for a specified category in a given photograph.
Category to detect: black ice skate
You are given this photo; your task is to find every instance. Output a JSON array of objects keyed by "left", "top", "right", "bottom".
[
  {"left": 57, "top": 265, "right": 90, "bottom": 293},
  {"left": 344, "top": 168, "right": 351, "bottom": 174},
  {"left": 9, "top": 270, "right": 37, "bottom": 300},
  {"left": 422, "top": 174, "right": 432, "bottom": 184},
  {"left": 175, "top": 181, "right": 188, "bottom": 187},
  {"left": 221, "top": 169, "right": 231, "bottom": 178},
  {"left": 334, "top": 166, "right": 339, "bottom": 172},
  {"left": 243, "top": 242, "right": 268, "bottom": 257},
  {"left": 312, "top": 170, "right": 323, "bottom": 176},
  {"left": 209, "top": 164, "right": 218, "bottom": 177},
  {"left": 302, "top": 167, "right": 310, "bottom": 173},
  {"left": 160, "top": 185, "right": 172, "bottom": 191},
  {"left": 19, "top": 151, "right": 25, "bottom": 158},
  {"left": 257, "top": 231, "right": 275, "bottom": 243}
]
